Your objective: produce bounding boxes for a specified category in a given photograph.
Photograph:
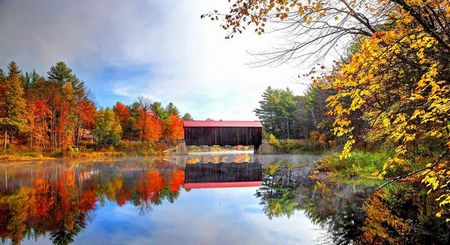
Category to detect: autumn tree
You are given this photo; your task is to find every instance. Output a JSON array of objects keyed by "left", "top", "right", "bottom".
[
  {"left": 27, "top": 99, "right": 51, "bottom": 150},
  {"left": 134, "top": 97, "right": 163, "bottom": 148},
  {"left": 49, "top": 62, "right": 94, "bottom": 147},
  {"left": 164, "top": 114, "right": 184, "bottom": 141},
  {"left": 113, "top": 102, "right": 131, "bottom": 125},
  {"left": 44, "top": 62, "right": 93, "bottom": 149},
  {"left": 113, "top": 102, "right": 133, "bottom": 139},
  {"left": 93, "top": 109, "right": 122, "bottom": 148},
  {"left": 75, "top": 100, "right": 96, "bottom": 143},
  {"left": 209, "top": 0, "right": 450, "bottom": 216},
  {"left": 0, "top": 62, "right": 27, "bottom": 150}
]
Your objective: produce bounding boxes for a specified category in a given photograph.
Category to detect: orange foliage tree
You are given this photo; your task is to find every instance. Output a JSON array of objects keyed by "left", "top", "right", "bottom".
[
  {"left": 164, "top": 114, "right": 184, "bottom": 141},
  {"left": 134, "top": 97, "right": 163, "bottom": 147},
  {"left": 113, "top": 102, "right": 131, "bottom": 125},
  {"left": 27, "top": 99, "right": 51, "bottom": 150}
]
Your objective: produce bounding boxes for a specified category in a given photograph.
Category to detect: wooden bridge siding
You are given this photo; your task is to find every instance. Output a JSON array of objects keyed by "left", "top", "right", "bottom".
[
  {"left": 184, "top": 162, "right": 263, "bottom": 183},
  {"left": 184, "top": 127, "right": 262, "bottom": 147}
]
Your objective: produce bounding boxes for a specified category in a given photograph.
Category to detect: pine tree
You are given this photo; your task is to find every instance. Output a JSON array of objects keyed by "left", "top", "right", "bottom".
[
  {"left": 165, "top": 102, "right": 180, "bottom": 117},
  {"left": 21, "top": 70, "right": 41, "bottom": 91},
  {"left": 0, "top": 69, "right": 7, "bottom": 83},
  {"left": 254, "top": 86, "right": 296, "bottom": 139},
  {"left": 47, "top": 61, "right": 84, "bottom": 91},
  {"left": 182, "top": 113, "right": 193, "bottom": 121},
  {"left": 151, "top": 101, "right": 168, "bottom": 122}
]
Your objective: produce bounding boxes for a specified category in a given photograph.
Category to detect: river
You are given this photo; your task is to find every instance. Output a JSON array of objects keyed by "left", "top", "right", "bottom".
[{"left": 0, "top": 153, "right": 448, "bottom": 244}]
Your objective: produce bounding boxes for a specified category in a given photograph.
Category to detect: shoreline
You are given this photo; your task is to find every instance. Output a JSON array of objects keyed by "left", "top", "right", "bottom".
[{"left": 0, "top": 149, "right": 325, "bottom": 162}]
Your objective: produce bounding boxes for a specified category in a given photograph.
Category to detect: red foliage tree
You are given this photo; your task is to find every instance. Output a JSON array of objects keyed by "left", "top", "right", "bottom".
[
  {"left": 134, "top": 109, "right": 162, "bottom": 143},
  {"left": 164, "top": 114, "right": 184, "bottom": 141},
  {"left": 27, "top": 99, "right": 51, "bottom": 150},
  {"left": 113, "top": 102, "right": 131, "bottom": 125}
]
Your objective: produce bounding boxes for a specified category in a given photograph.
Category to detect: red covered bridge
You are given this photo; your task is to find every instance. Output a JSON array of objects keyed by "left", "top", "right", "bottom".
[{"left": 183, "top": 120, "right": 263, "bottom": 151}]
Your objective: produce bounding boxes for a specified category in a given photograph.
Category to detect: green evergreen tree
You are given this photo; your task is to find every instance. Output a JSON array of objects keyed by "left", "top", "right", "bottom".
[
  {"left": 21, "top": 70, "right": 42, "bottom": 91},
  {"left": 0, "top": 69, "right": 7, "bottom": 83},
  {"left": 47, "top": 61, "right": 85, "bottom": 93},
  {"left": 254, "top": 86, "right": 296, "bottom": 139},
  {"left": 182, "top": 113, "right": 193, "bottom": 121},
  {"left": 165, "top": 102, "right": 180, "bottom": 117},
  {"left": 151, "top": 101, "right": 168, "bottom": 122}
]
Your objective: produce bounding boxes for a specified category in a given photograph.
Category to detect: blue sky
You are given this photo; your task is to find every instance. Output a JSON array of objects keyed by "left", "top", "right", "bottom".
[{"left": 0, "top": 0, "right": 312, "bottom": 120}]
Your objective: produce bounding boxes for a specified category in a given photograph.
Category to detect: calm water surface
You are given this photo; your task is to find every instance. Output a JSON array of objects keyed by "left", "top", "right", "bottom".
[{"left": 0, "top": 153, "right": 448, "bottom": 244}]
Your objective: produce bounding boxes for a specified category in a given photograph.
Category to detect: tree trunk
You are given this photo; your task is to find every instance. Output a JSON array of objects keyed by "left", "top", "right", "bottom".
[
  {"left": 30, "top": 134, "right": 33, "bottom": 150},
  {"left": 75, "top": 120, "right": 80, "bottom": 147},
  {"left": 3, "top": 129, "right": 7, "bottom": 150},
  {"left": 286, "top": 120, "right": 290, "bottom": 140}
]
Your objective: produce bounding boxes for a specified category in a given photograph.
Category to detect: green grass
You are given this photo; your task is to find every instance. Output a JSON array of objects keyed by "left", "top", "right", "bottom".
[{"left": 318, "top": 151, "right": 392, "bottom": 178}]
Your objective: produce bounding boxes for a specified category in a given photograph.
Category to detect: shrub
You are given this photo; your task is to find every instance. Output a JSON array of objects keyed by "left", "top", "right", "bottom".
[{"left": 267, "top": 133, "right": 281, "bottom": 148}]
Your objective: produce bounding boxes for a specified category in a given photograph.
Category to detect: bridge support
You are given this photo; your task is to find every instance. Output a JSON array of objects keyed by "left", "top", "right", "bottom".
[
  {"left": 253, "top": 141, "right": 275, "bottom": 154},
  {"left": 164, "top": 141, "right": 188, "bottom": 155}
]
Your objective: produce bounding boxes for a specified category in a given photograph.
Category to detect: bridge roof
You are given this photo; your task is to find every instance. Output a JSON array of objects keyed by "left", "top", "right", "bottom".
[{"left": 183, "top": 120, "right": 263, "bottom": 128}]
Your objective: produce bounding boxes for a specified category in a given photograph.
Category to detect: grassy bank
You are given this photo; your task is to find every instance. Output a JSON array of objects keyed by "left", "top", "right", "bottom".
[
  {"left": 0, "top": 151, "right": 129, "bottom": 162},
  {"left": 0, "top": 152, "right": 55, "bottom": 161},
  {"left": 0, "top": 139, "right": 181, "bottom": 162},
  {"left": 314, "top": 150, "right": 425, "bottom": 187},
  {"left": 317, "top": 151, "right": 391, "bottom": 178}
]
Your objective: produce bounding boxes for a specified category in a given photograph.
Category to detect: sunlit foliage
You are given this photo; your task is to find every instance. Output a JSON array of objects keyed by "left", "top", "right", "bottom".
[{"left": 210, "top": 0, "right": 449, "bottom": 218}]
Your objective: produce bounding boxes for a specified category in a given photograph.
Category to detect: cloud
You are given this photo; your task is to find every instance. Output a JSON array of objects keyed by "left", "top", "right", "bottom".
[
  {"left": 0, "top": 0, "right": 311, "bottom": 120},
  {"left": 72, "top": 188, "right": 324, "bottom": 245}
]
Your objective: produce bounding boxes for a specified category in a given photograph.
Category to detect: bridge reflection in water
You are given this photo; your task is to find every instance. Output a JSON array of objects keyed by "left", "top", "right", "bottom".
[{"left": 184, "top": 162, "right": 262, "bottom": 190}]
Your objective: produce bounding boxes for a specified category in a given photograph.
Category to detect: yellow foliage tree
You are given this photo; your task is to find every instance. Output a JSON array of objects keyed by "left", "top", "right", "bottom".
[{"left": 208, "top": 0, "right": 449, "bottom": 217}]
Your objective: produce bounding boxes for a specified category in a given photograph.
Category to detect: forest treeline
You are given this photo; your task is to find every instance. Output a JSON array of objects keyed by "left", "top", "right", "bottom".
[
  {"left": 0, "top": 61, "right": 193, "bottom": 154},
  {"left": 220, "top": 0, "right": 449, "bottom": 218},
  {"left": 255, "top": 86, "right": 331, "bottom": 144}
]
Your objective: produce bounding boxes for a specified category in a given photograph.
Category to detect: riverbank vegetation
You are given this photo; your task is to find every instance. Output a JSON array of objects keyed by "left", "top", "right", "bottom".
[
  {"left": 207, "top": 0, "right": 449, "bottom": 219},
  {"left": 0, "top": 61, "right": 193, "bottom": 159},
  {"left": 261, "top": 161, "right": 449, "bottom": 243}
]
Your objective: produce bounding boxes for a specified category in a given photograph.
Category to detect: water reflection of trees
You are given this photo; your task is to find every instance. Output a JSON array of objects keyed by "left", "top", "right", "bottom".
[
  {"left": 256, "top": 161, "right": 298, "bottom": 219},
  {"left": 257, "top": 162, "right": 450, "bottom": 244},
  {"left": 0, "top": 164, "right": 185, "bottom": 244}
]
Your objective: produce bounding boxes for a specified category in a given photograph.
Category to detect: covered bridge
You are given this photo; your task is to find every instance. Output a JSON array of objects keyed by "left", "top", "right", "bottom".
[{"left": 183, "top": 120, "right": 263, "bottom": 150}]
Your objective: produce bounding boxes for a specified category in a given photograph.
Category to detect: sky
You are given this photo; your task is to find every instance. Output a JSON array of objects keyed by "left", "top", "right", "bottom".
[{"left": 0, "top": 0, "right": 313, "bottom": 120}]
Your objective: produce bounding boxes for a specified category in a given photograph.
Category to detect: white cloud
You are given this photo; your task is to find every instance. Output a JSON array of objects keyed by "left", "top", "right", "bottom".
[{"left": 0, "top": 0, "right": 313, "bottom": 120}]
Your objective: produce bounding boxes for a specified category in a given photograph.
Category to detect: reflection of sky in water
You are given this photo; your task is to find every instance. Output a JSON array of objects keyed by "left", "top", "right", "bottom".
[
  {"left": 3, "top": 154, "right": 325, "bottom": 245},
  {"left": 19, "top": 187, "right": 323, "bottom": 245}
]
